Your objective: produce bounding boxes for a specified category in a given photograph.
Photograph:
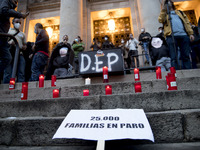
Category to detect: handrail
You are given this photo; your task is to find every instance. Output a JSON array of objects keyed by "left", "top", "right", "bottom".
[{"left": 0, "top": 33, "right": 20, "bottom": 79}]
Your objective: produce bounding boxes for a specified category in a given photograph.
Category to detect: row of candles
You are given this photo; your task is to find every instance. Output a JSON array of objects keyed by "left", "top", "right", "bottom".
[{"left": 9, "top": 66, "right": 177, "bottom": 100}]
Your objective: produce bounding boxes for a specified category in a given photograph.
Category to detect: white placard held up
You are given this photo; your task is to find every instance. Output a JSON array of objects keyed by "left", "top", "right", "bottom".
[{"left": 53, "top": 109, "right": 154, "bottom": 142}]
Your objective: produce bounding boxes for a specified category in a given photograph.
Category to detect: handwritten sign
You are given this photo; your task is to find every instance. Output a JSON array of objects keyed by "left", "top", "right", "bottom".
[
  {"left": 53, "top": 109, "right": 154, "bottom": 142},
  {"left": 79, "top": 49, "right": 124, "bottom": 76}
]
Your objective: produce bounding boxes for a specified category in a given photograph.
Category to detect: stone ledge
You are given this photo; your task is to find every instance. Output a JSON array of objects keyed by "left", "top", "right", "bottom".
[
  {"left": 0, "top": 110, "right": 200, "bottom": 146},
  {"left": 0, "top": 90, "right": 200, "bottom": 118}
]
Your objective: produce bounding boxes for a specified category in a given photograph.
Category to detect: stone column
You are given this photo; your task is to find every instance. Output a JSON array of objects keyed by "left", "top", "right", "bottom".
[
  {"left": 60, "top": 0, "right": 83, "bottom": 44},
  {"left": 137, "top": 0, "right": 162, "bottom": 36}
]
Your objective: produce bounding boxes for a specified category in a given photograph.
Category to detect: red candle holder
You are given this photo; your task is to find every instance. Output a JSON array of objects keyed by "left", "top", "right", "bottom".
[
  {"left": 21, "top": 82, "right": 28, "bottom": 100},
  {"left": 168, "top": 73, "right": 177, "bottom": 90},
  {"left": 103, "top": 66, "right": 109, "bottom": 83},
  {"left": 51, "top": 75, "right": 56, "bottom": 87},
  {"left": 83, "top": 89, "right": 89, "bottom": 96},
  {"left": 53, "top": 89, "right": 59, "bottom": 98},
  {"left": 170, "top": 67, "right": 177, "bottom": 78},
  {"left": 165, "top": 75, "right": 170, "bottom": 90},
  {"left": 39, "top": 74, "right": 44, "bottom": 88},
  {"left": 156, "top": 66, "right": 162, "bottom": 79},
  {"left": 134, "top": 82, "right": 142, "bottom": 93},
  {"left": 9, "top": 78, "right": 15, "bottom": 90},
  {"left": 134, "top": 68, "right": 140, "bottom": 81},
  {"left": 105, "top": 85, "right": 112, "bottom": 95}
]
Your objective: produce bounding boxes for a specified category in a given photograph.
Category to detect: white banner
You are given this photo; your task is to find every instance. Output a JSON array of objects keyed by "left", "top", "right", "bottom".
[{"left": 53, "top": 109, "right": 154, "bottom": 142}]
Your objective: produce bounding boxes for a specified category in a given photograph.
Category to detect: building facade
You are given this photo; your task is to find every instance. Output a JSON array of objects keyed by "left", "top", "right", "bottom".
[{"left": 17, "top": 0, "right": 200, "bottom": 54}]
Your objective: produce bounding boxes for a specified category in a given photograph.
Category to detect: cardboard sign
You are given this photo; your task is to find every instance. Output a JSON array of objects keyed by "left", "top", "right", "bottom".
[
  {"left": 78, "top": 49, "right": 124, "bottom": 76},
  {"left": 53, "top": 109, "right": 154, "bottom": 142}
]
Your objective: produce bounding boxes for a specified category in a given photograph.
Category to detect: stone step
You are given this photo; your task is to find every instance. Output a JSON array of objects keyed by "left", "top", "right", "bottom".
[
  {"left": 0, "top": 90, "right": 200, "bottom": 118},
  {"left": 0, "top": 77, "right": 200, "bottom": 101},
  {"left": 0, "top": 109, "right": 199, "bottom": 146},
  {"left": 0, "top": 142, "right": 200, "bottom": 150},
  {"left": 0, "top": 69, "right": 200, "bottom": 91}
]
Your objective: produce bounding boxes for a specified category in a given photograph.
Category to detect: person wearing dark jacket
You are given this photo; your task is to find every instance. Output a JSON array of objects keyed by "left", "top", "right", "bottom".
[
  {"left": 45, "top": 35, "right": 74, "bottom": 80},
  {"left": 30, "top": 23, "right": 49, "bottom": 81},
  {"left": 149, "top": 36, "right": 171, "bottom": 71},
  {"left": 102, "top": 35, "right": 114, "bottom": 50},
  {"left": 0, "top": 0, "right": 29, "bottom": 80}
]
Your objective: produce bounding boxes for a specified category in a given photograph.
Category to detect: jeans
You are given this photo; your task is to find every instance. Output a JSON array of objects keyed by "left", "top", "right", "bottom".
[
  {"left": 128, "top": 50, "right": 139, "bottom": 68},
  {"left": 30, "top": 52, "right": 48, "bottom": 81},
  {"left": 3, "top": 54, "right": 25, "bottom": 83},
  {"left": 142, "top": 42, "right": 150, "bottom": 62},
  {"left": 166, "top": 35, "right": 191, "bottom": 70},
  {"left": 0, "top": 39, "right": 12, "bottom": 75},
  {"left": 191, "top": 43, "right": 200, "bottom": 69}
]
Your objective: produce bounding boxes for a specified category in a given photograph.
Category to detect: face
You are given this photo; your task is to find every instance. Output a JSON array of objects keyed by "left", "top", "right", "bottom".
[
  {"left": 13, "top": 18, "right": 21, "bottom": 30},
  {"left": 151, "top": 37, "right": 163, "bottom": 49},
  {"left": 34, "top": 26, "right": 38, "bottom": 34},
  {"left": 63, "top": 35, "right": 68, "bottom": 42},
  {"left": 129, "top": 34, "right": 133, "bottom": 39},
  {"left": 141, "top": 28, "right": 145, "bottom": 33}
]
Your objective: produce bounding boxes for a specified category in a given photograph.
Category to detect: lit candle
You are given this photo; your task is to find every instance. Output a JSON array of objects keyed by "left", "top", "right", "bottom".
[
  {"left": 103, "top": 66, "right": 109, "bottom": 83},
  {"left": 134, "top": 68, "right": 140, "bottom": 81},
  {"left": 156, "top": 66, "right": 162, "bottom": 79},
  {"left": 168, "top": 73, "right": 177, "bottom": 90},
  {"left": 105, "top": 85, "right": 112, "bottom": 95},
  {"left": 85, "top": 78, "right": 91, "bottom": 85},
  {"left": 51, "top": 75, "right": 56, "bottom": 87},
  {"left": 21, "top": 82, "right": 28, "bottom": 100},
  {"left": 9, "top": 78, "right": 15, "bottom": 90},
  {"left": 134, "top": 82, "right": 142, "bottom": 93},
  {"left": 170, "top": 67, "right": 177, "bottom": 78},
  {"left": 39, "top": 74, "right": 44, "bottom": 88},
  {"left": 83, "top": 89, "right": 89, "bottom": 96},
  {"left": 53, "top": 89, "right": 59, "bottom": 98}
]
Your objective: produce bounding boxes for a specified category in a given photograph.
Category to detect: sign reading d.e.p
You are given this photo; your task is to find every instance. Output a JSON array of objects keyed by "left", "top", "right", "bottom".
[
  {"left": 53, "top": 109, "right": 154, "bottom": 142},
  {"left": 78, "top": 49, "right": 124, "bottom": 76}
]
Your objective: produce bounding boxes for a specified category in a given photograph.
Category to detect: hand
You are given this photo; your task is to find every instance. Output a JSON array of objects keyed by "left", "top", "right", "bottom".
[
  {"left": 8, "top": 40, "right": 15, "bottom": 45},
  {"left": 32, "top": 44, "right": 36, "bottom": 51},
  {"left": 82, "top": 45, "right": 85, "bottom": 48},
  {"left": 22, "top": 45, "right": 27, "bottom": 50},
  {"left": 190, "top": 35, "right": 195, "bottom": 42},
  {"left": 29, "top": 54, "right": 33, "bottom": 59},
  {"left": 22, "top": 12, "right": 29, "bottom": 19}
]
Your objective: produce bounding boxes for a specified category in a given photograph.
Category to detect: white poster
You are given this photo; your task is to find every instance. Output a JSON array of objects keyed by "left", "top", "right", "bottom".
[{"left": 53, "top": 109, "right": 154, "bottom": 142}]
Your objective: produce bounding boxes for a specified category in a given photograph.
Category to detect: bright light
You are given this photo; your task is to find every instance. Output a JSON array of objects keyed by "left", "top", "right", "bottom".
[
  {"left": 46, "top": 27, "right": 53, "bottom": 38},
  {"left": 108, "top": 19, "right": 115, "bottom": 31}
]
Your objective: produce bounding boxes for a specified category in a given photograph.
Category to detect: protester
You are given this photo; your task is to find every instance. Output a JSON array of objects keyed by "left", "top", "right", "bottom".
[
  {"left": 30, "top": 23, "right": 49, "bottom": 81},
  {"left": 3, "top": 18, "right": 27, "bottom": 83},
  {"left": 157, "top": 27, "right": 164, "bottom": 37},
  {"left": 72, "top": 36, "right": 85, "bottom": 74},
  {"left": 45, "top": 34, "right": 74, "bottom": 80},
  {"left": 125, "top": 33, "right": 139, "bottom": 68},
  {"left": 0, "top": 0, "right": 29, "bottom": 82},
  {"left": 190, "top": 24, "right": 200, "bottom": 69},
  {"left": 149, "top": 36, "right": 171, "bottom": 71},
  {"left": 90, "top": 37, "right": 101, "bottom": 51},
  {"left": 158, "top": 0, "right": 194, "bottom": 70},
  {"left": 102, "top": 35, "right": 114, "bottom": 50},
  {"left": 23, "top": 42, "right": 34, "bottom": 82},
  {"left": 119, "top": 38, "right": 129, "bottom": 70},
  {"left": 139, "top": 28, "right": 151, "bottom": 64}
]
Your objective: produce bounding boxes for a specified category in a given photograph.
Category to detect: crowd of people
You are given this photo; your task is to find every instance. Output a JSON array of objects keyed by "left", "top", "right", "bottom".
[{"left": 0, "top": 0, "right": 200, "bottom": 83}]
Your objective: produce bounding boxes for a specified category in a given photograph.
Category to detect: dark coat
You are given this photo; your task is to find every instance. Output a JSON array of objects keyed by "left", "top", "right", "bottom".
[
  {"left": 45, "top": 42, "right": 74, "bottom": 80},
  {"left": 0, "top": 0, "right": 23, "bottom": 33},
  {"left": 149, "top": 36, "right": 169, "bottom": 65},
  {"left": 53, "top": 56, "right": 69, "bottom": 69},
  {"left": 102, "top": 41, "right": 114, "bottom": 49}
]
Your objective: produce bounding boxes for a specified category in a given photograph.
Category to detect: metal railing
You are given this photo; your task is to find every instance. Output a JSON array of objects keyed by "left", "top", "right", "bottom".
[{"left": 0, "top": 33, "right": 20, "bottom": 78}]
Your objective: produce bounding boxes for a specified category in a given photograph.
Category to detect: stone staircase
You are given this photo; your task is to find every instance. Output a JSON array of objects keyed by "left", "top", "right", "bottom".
[{"left": 0, "top": 69, "right": 200, "bottom": 150}]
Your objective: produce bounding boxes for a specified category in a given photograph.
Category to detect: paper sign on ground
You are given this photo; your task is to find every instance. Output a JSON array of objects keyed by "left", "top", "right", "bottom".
[{"left": 53, "top": 109, "right": 154, "bottom": 142}]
